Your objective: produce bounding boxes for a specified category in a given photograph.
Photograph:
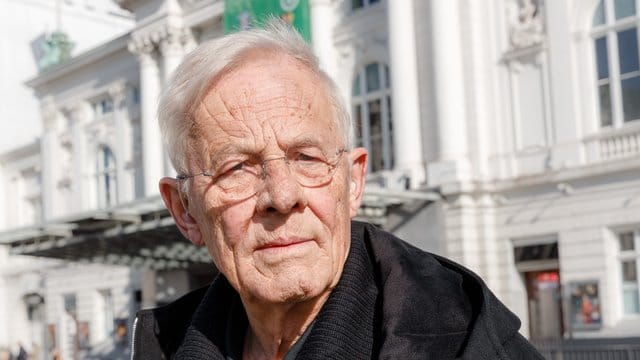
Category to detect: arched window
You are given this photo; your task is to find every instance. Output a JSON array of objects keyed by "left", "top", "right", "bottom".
[
  {"left": 352, "top": 62, "right": 394, "bottom": 173},
  {"left": 97, "top": 145, "right": 117, "bottom": 207},
  {"left": 593, "top": 0, "right": 640, "bottom": 127}
]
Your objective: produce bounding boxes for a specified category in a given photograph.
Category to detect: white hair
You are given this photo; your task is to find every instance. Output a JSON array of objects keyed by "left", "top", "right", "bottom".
[{"left": 158, "top": 19, "right": 352, "bottom": 176}]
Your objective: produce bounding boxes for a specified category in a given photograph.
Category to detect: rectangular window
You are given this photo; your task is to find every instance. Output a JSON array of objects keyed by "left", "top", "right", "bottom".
[
  {"left": 619, "top": 231, "right": 640, "bottom": 315},
  {"left": 621, "top": 76, "right": 640, "bottom": 121},
  {"left": 63, "top": 293, "right": 77, "bottom": 316},
  {"left": 592, "top": 6, "right": 640, "bottom": 128},
  {"left": 599, "top": 84, "right": 613, "bottom": 126},
  {"left": 368, "top": 99, "right": 383, "bottom": 172},
  {"left": 365, "top": 63, "right": 380, "bottom": 93},
  {"left": 354, "top": 104, "right": 363, "bottom": 147},
  {"left": 386, "top": 95, "right": 394, "bottom": 169},
  {"left": 594, "top": 0, "right": 606, "bottom": 26},
  {"left": 615, "top": 0, "right": 636, "bottom": 20},
  {"left": 132, "top": 86, "right": 140, "bottom": 105},
  {"left": 596, "top": 36, "right": 609, "bottom": 80},
  {"left": 617, "top": 29, "right": 639, "bottom": 75}
]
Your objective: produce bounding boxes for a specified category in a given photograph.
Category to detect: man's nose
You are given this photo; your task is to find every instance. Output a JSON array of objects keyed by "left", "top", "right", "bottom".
[{"left": 255, "top": 158, "right": 307, "bottom": 214}]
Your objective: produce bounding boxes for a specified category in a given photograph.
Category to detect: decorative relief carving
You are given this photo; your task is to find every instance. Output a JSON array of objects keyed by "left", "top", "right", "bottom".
[
  {"left": 507, "top": 0, "right": 545, "bottom": 49},
  {"left": 159, "top": 29, "right": 184, "bottom": 57},
  {"left": 127, "top": 33, "right": 157, "bottom": 66},
  {"left": 108, "top": 81, "right": 128, "bottom": 109},
  {"left": 129, "top": 25, "right": 199, "bottom": 61},
  {"left": 86, "top": 118, "right": 115, "bottom": 146}
]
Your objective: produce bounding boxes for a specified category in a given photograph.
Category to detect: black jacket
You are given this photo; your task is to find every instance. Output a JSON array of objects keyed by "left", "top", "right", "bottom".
[{"left": 132, "top": 221, "right": 543, "bottom": 359}]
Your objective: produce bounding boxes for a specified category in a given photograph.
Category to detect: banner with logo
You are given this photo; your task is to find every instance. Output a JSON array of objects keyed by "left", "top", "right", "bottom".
[{"left": 224, "top": 0, "right": 311, "bottom": 42}]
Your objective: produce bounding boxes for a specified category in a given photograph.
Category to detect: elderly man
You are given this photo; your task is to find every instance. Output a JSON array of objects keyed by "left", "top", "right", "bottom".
[{"left": 132, "top": 20, "right": 543, "bottom": 359}]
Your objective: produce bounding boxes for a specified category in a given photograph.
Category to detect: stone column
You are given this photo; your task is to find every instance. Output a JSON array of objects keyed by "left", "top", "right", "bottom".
[
  {"left": 40, "top": 97, "right": 61, "bottom": 220},
  {"left": 109, "top": 81, "right": 134, "bottom": 203},
  {"left": 159, "top": 27, "right": 184, "bottom": 84},
  {"left": 387, "top": 0, "right": 425, "bottom": 188},
  {"left": 129, "top": 39, "right": 163, "bottom": 196},
  {"left": 427, "top": 0, "right": 470, "bottom": 188},
  {"left": 310, "top": 0, "right": 337, "bottom": 77},
  {"left": 68, "top": 101, "right": 92, "bottom": 212},
  {"left": 159, "top": 27, "right": 185, "bottom": 178}
]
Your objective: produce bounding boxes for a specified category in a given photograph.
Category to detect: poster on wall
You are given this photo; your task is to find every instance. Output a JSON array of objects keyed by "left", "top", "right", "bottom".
[
  {"left": 78, "top": 321, "right": 90, "bottom": 349},
  {"left": 569, "top": 281, "right": 602, "bottom": 330}
]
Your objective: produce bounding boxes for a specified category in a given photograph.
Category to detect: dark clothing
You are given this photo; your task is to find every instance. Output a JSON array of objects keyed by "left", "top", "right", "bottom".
[{"left": 132, "top": 221, "right": 543, "bottom": 359}]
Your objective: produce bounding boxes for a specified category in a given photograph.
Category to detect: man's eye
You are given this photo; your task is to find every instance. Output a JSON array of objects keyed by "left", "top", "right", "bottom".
[
  {"left": 230, "top": 162, "right": 245, "bottom": 171},
  {"left": 298, "top": 154, "right": 316, "bottom": 161},
  {"left": 218, "top": 161, "right": 248, "bottom": 176},
  {"left": 295, "top": 152, "right": 324, "bottom": 163}
]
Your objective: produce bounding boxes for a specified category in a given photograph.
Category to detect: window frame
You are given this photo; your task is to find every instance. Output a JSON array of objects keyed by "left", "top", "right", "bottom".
[
  {"left": 592, "top": 0, "right": 640, "bottom": 128},
  {"left": 96, "top": 145, "right": 117, "bottom": 208},
  {"left": 351, "top": 62, "right": 394, "bottom": 174},
  {"left": 618, "top": 230, "right": 640, "bottom": 315}
]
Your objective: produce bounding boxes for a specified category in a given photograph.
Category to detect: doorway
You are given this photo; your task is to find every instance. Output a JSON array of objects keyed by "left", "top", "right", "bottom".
[{"left": 525, "top": 270, "right": 563, "bottom": 339}]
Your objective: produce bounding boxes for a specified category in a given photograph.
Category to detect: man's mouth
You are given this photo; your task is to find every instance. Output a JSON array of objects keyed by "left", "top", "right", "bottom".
[{"left": 256, "top": 237, "right": 313, "bottom": 251}]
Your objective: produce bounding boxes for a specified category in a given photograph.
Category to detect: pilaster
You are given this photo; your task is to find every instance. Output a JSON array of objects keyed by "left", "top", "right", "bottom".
[
  {"left": 387, "top": 0, "right": 425, "bottom": 188},
  {"left": 108, "top": 81, "right": 135, "bottom": 203},
  {"left": 159, "top": 26, "right": 185, "bottom": 83},
  {"left": 128, "top": 37, "right": 163, "bottom": 196},
  {"left": 40, "top": 97, "right": 61, "bottom": 220},
  {"left": 68, "top": 101, "right": 92, "bottom": 212}
]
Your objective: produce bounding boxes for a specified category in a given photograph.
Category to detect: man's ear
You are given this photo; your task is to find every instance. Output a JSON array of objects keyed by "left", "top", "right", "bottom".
[
  {"left": 348, "top": 147, "right": 368, "bottom": 218},
  {"left": 159, "top": 177, "right": 204, "bottom": 246}
]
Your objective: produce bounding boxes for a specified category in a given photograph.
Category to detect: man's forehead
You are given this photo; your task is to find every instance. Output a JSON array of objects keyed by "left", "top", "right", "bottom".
[
  {"left": 212, "top": 54, "right": 319, "bottom": 103},
  {"left": 189, "top": 53, "right": 338, "bottom": 151}
]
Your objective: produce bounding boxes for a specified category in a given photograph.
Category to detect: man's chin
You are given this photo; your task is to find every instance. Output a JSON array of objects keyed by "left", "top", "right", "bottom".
[{"left": 244, "top": 274, "right": 331, "bottom": 305}]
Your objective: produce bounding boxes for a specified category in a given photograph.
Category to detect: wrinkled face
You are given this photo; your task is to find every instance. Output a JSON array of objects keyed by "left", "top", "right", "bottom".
[{"left": 185, "top": 53, "right": 355, "bottom": 304}]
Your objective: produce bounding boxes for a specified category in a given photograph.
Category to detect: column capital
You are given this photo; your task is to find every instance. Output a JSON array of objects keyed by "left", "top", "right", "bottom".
[
  {"left": 40, "top": 97, "right": 60, "bottom": 132},
  {"left": 127, "top": 34, "right": 157, "bottom": 65},
  {"left": 158, "top": 26, "right": 184, "bottom": 57},
  {"left": 66, "top": 101, "right": 93, "bottom": 125},
  {"left": 180, "top": 27, "right": 199, "bottom": 54}
]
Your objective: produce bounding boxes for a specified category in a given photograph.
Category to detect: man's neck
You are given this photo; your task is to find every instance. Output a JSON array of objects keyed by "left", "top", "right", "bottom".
[{"left": 240, "top": 293, "right": 329, "bottom": 360}]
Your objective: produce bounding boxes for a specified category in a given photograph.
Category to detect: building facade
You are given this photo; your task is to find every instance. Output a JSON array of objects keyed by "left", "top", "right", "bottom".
[{"left": 2, "top": 0, "right": 640, "bottom": 357}]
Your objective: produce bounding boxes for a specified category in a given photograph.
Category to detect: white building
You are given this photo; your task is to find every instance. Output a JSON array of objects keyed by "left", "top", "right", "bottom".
[{"left": 2, "top": 0, "right": 640, "bottom": 357}]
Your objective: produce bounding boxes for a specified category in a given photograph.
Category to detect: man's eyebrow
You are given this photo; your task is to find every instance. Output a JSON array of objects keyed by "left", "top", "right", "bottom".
[{"left": 286, "top": 137, "right": 322, "bottom": 148}]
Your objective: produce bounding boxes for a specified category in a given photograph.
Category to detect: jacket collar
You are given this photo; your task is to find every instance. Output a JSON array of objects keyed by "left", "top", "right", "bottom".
[{"left": 173, "top": 224, "right": 379, "bottom": 359}]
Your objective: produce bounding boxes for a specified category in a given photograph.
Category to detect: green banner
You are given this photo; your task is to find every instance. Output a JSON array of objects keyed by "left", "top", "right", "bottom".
[{"left": 224, "top": 0, "right": 311, "bottom": 42}]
